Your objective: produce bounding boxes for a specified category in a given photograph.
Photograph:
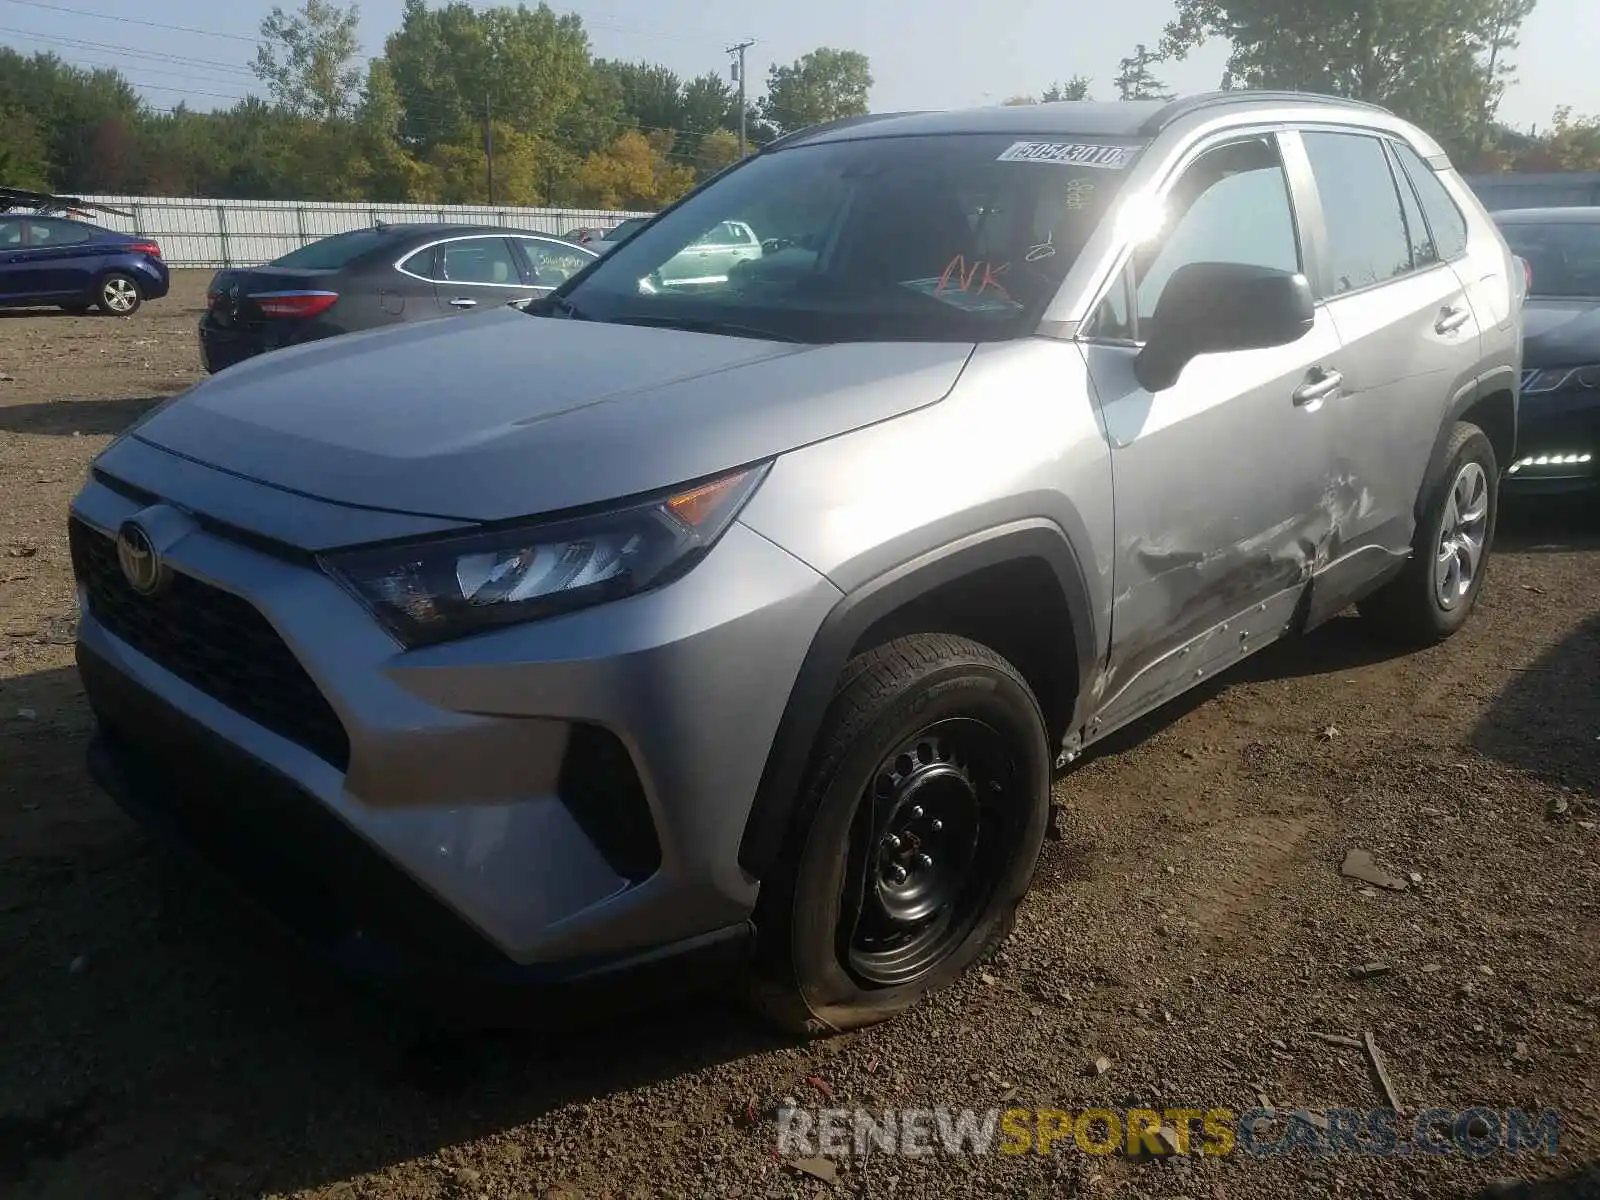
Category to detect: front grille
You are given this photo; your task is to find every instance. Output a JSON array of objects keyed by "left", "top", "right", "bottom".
[{"left": 69, "top": 518, "right": 350, "bottom": 771}]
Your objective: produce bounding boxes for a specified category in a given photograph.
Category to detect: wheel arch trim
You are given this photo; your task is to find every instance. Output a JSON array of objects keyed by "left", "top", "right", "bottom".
[
  {"left": 737, "top": 519, "right": 1097, "bottom": 879},
  {"left": 1418, "top": 366, "right": 1518, "bottom": 522}
]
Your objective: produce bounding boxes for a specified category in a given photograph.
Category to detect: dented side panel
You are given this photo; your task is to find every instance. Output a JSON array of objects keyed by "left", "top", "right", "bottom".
[
  {"left": 1320, "top": 264, "right": 1485, "bottom": 563},
  {"left": 1081, "top": 309, "right": 1342, "bottom": 730}
]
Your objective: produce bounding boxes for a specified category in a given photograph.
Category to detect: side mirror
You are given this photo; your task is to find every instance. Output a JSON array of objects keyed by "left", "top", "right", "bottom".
[{"left": 1134, "top": 262, "right": 1315, "bottom": 393}]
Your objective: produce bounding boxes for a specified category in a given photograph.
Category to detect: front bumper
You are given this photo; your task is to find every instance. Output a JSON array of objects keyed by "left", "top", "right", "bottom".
[
  {"left": 1505, "top": 387, "right": 1600, "bottom": 494},
  {"left": 81, "top": 654, "right": 752, "bottom": 1022},
  {"left": 70, "top": 452, "right": 840, "bottom": 984}
]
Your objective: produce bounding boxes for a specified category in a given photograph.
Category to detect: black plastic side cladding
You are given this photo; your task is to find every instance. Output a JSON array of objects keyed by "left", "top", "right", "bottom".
[{"left": 736, "top": 521, "right": 1098, "bottom": 879}]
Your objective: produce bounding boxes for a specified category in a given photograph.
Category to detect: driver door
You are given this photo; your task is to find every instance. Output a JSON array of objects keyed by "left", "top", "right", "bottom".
[{"left": 1080, "top": 133, "right": 1343, "bottom": 730}]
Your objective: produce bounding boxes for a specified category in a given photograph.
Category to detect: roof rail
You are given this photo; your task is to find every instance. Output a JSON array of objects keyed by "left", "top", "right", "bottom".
[
  {"left": 1139, "top": 90, "right": 1393, "bottom": 136},
  {"left": 762, "top": 110, "right": 934, "bottom": 152}
]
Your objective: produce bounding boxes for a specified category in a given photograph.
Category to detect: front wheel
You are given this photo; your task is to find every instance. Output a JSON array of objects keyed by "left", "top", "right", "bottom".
[
  {"left": 1360, "top": 420, "right": 1498, "bottom": 645},
  {"left": 749, "top": 634, "right": 1051, "bottom": 1035},
  {"left": 96, "top": 273, "right": 142, "bottom": 316}
]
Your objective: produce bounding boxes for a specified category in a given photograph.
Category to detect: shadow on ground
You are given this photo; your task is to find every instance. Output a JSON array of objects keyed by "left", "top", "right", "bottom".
[
  {"left": 0, "top": 663, "right": 790, "bottom": 1197},
  {"left": 1497, "top": 493, "right": 1600, "bottom": 554},
  {"left": 1460, "top": 1159, "right": 1600, "bottom": 1199},
  {"left": 0, "top": 393, "right": 177, "bottom": 437},
  {"left": 1469, "top": 605, "right": 1600, "bottom": 798}
]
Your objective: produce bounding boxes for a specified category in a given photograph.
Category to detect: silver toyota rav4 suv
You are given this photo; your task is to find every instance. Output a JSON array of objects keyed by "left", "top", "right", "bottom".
[{"left": 70, "top": 92, "right": 1522, "bottom": 1034}]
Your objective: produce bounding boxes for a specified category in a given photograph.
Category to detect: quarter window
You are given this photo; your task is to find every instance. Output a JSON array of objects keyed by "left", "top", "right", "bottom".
[
  {"left": 1392, "top": 141, "right": 1469, "bottom": 261},
  {"left": 1301, "top": 131, "right": 1413, "bottom": 296},
  {"left": 399, "top": 246, "right": 436, "bottom": 278},
  {"left": 1385, "top": 146, "right": 1437, "bottom": 270}
]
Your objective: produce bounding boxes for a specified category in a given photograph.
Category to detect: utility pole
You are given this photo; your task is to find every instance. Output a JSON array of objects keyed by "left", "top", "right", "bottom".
[
  {"left": 485, "top": 93, "right": 495, "bottom": 205},
  {"left": 726, "top": 39, "right": 755, "bottom": 157}
]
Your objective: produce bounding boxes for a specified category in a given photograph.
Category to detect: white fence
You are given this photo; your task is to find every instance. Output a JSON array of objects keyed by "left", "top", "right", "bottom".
[{"left": 76, "top": 195, "right": 651, "bottom": 269}]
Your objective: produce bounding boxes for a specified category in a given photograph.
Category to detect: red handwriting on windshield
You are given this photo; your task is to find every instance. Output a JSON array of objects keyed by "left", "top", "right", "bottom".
[{"left": 936, "top": 255, "right": 1012, "bottom": 300}]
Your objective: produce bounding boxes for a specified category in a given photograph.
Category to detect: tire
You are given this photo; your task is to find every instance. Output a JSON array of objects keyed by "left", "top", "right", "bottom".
[
  {"left": 1359, "top": 420, "right": 1498, "bottom": 646},
  {"left": 96, "top": 273, "right": 142, "bottom": 316},
  {"left": 748, "top": 633, "right": 1052, "bottom": 1036}
]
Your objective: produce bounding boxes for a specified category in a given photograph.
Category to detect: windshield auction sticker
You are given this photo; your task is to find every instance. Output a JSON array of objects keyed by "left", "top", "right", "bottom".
[{"left": 996, "top": 141, "right": 1135, "bottom": 169}]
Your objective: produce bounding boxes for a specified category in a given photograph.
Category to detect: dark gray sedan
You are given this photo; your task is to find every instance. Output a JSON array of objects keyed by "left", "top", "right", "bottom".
[{"left": 198, "top": 223, "right": 596, "bottom": 373}]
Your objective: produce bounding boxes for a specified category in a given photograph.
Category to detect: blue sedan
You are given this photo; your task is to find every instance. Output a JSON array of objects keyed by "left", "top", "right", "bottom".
[{"left": 0, "top": 213, "right": 170, "bottom": 316}]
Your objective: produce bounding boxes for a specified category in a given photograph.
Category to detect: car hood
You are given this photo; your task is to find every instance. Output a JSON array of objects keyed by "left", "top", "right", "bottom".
[
  {"left": 1521, "top": 298, "right": 1600, "bottom": 368},
  {"left": 134, "top": 307, "right": 975, "bottom": 522}
]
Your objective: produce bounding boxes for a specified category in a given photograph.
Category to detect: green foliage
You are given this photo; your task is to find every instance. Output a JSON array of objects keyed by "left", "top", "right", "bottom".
[
  {"left": 758, "top": 48, "right": 873, "bottom": 135},
  {"left": 1161, "top": 0, "right": 1541, "bottom": 158},
  {"left": 1043, "top": 77, "right": 1093, "bottom": 102},
  {"left": 0, "top": 105, "right": 51, "bottom": 191},
  {"left": 1114, "top": 45, "right": 1173, "bottom": 101},
  {"left": 253, "top": 0, "right": 364, "bottom": 121}
]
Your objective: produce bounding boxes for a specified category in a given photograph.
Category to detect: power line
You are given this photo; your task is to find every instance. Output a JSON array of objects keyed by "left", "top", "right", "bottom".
[
  {"left": 0, "top": 0, "right": 262, "bottom": 43},
  {"left": 0, "top": 26, "right": 260, "bottom": 76}
]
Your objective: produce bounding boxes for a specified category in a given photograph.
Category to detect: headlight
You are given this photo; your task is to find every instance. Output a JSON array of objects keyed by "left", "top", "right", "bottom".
[
  {"left": 1523, "top": 365, "right": 1600, "bottom": 394},
  {"left": 320, "top": 464, "right": 770, "bottom": 648}
]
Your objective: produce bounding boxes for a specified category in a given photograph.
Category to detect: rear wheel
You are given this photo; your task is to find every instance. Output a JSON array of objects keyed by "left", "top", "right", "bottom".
[
  {"left": 748, "top": 634, "right": 1051, "bottom": 1035},
  {"left": 96, "top": 273, "right": 142, "bottom": 316},
  {"left": 1360, "top": 421, "right": 1498, "bottom": 645}
]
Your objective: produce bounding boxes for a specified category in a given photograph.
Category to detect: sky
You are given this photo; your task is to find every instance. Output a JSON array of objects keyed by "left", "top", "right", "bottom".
[{"left": 3, "top": 0, "right": 1598, "bottom": 135}]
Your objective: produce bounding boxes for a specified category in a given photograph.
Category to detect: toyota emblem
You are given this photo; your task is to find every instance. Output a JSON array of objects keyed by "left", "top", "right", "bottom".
[{"left": 116, "top": 520, "right": 169, "bottom": 597}]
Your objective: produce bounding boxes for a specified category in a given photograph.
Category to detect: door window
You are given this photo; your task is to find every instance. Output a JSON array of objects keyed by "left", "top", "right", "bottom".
[
  {"left": 438, "top": 238, "right": 523, "bottom": 285},
  {"left": 1301, "top": 131, "right": 1414, "bottom": 296},
  {"left": 1092, "top": 136, "right": 1301, "bottom": 341},
  {"left": 26, "top": 219, "right": 94, "bottom": 247},
  {"left": 1391, "top": 142, "right": 1470, "bottom": 262},
  {"left": 519, "top": 239, "right": 592, "bottom": 285},
  {"left": 0, "top": 220, "right": 24, "bottom": 249}
]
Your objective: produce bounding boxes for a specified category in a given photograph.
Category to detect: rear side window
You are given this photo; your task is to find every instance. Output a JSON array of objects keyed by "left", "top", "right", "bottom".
[
  {"left": 1386, "top": 145, "right": 1439, "bottom": 270},
  {"left": 438, "top": 237, "right": 522, "bottom": 284},
  {"left": 1392, "top": 142, "right": 1470, "bottom": 261},
  {"left": 272, "top": 227, "right": 394, "bottom": 270},
  {"left": 1302, "top": 131, "right": 1413, "bottom": 296}
]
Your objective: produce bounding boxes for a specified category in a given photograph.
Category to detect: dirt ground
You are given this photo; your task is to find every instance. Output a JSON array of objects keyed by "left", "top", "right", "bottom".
[{"left": 1, "top": 272, "right": 1597, "bottom": 1200}]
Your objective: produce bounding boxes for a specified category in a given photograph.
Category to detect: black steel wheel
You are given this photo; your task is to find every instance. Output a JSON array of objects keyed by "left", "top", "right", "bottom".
[
  {"left": 843, "top": 717, "right": 1023, "bottom": 987},
  {"left": 750, "top": 634, "right": 1051, "bottom": 1036}
]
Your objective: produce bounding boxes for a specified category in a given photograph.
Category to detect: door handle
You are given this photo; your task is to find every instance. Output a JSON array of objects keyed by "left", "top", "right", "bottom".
[
  {"left": 1293, "top": 368, "right": 1343, "bottom": 407},
  {"left": 447, "top": 297, "right": 477, "bottom": 308},
  {"left": 1435, "top": 306, "right": 1471, "bottom": 334}
]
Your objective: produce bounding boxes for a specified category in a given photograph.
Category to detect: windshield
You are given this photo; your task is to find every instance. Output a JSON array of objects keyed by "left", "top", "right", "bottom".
[
  {"left": 1498, "top": 220, "right": 1600, "bottom": 298},
  {"left": 271, "top": 226, "right": 394, "bottom": 270},
  {"left": 555, "top": 133, "right": 1141, "bottom": 342}
]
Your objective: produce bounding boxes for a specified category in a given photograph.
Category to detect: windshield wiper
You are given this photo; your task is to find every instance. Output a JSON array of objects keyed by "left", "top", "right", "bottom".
[{"left": 608, "top": 314, "right": 804, "bottom": 342}]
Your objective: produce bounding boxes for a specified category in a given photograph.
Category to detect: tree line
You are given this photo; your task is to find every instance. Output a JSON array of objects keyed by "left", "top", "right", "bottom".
[
  {"left": 0, "top": 0, "right": 872, "bottom": 209},
  {"left": 1, "top": 0, "right": 1596, "bottom": 213}
]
